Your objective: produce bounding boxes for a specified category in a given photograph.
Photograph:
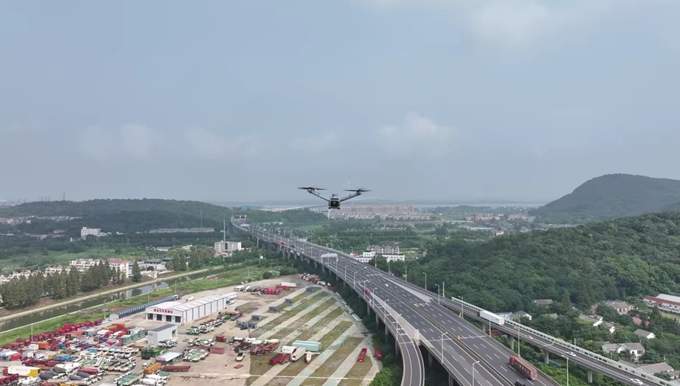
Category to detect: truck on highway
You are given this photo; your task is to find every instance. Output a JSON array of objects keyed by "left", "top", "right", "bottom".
[
  {"left": 479, "top": 310, "right": 505, "bottom": 325},
  {"left": 320, "top": 253, "right": 338, "bottom": 258},
  {"left": 509, "top": 355, "right": 537, "bottom": 380}
]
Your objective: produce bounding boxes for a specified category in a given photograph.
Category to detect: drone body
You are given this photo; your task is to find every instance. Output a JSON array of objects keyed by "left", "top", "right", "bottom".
[{"left": 298, "top": 186, "right": 369, "bottom": 210}]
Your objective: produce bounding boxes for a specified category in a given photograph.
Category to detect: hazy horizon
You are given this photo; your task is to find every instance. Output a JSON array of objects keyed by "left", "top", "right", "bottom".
[{"left": 3, "top": 1, "right": 680, "bottom": 203}]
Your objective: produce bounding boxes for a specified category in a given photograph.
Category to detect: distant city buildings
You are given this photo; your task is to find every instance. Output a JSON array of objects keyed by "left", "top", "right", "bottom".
[
  {"left": 149, "top": 227, "right": 215, "bottom": 234},
  {"left": 320, "top": 205, "right": 432, "bottom": 221}
]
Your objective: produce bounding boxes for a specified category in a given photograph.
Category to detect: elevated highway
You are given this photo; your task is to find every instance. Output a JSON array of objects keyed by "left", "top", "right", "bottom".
[{"left": 234, "top": 219, "right": 673, "bottom": 386}]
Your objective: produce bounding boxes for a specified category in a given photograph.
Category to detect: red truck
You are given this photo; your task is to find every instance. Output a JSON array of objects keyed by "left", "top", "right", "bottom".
[
  {"left": 269, "top": 353, "right": 290, "bottom": 365},
  {"left": 357, "top": 348, "right": 368, "bottom": 363},
  {"left": 509, "top": 355, "right": 538, "bottom": 380}
]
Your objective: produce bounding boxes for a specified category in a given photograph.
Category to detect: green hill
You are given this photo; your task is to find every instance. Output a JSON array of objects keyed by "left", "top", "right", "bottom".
[
  {"left": 417, "top": 211, "right": 680, "bottom": 312},
  {"left": 0, "top": 199, "right": 325, "bottom": 234},
  {"left": 531, "top": 174, "right": 680, "bottom": 223}
]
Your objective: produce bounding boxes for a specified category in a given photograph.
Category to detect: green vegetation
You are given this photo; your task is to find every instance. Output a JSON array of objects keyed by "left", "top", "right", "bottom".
[
  {"left": 398, "top": 212, "right": 680, "bottom": 312},
  {"left": 0, "top": 261, "right": 126, "bottom": 309},
  {"left": 0, "top": 199, "right": 325, "bottom": 268},
  {"left": 532, "top": 174, "right": 680, "bottom": 223}
]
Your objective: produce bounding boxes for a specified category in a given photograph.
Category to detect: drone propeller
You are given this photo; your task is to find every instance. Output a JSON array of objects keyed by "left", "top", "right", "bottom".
[
  {"left": 345, "top": 188, "right": 370, "bottom": 193},
  {"left": 298, "top": 186, "right": 325, "bottom": 191}
]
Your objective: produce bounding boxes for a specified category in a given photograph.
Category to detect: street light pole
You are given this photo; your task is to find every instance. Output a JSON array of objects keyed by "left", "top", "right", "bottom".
[
  {"left": 424, "top": 272, "right": 428, "bottom": 292},
  {"left": 472, "top": 360, "right": 480, "bottom": 386},
  {"left": 566, "top": 357, "right": 569, "bottom": 386}
]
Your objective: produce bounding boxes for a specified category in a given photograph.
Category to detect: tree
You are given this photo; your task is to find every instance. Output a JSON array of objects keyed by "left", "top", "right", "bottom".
[{"left": 131, "top": 260, "right": 142, "bottom": 282}]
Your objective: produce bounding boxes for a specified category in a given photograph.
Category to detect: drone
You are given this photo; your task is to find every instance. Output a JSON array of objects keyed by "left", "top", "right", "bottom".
[{"left": 298, "top": 186, "right": 370, "bottom": 210}]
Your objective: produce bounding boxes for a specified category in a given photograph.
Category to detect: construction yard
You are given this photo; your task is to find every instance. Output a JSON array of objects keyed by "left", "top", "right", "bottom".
[{"left": 0, "top": 274, "right": 381, "bottom": 386}]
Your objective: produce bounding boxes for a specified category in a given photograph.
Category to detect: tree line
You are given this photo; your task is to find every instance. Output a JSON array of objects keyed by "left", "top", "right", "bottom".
[{"left": 0, "top": 260, "right": 135, "bottom": 309}]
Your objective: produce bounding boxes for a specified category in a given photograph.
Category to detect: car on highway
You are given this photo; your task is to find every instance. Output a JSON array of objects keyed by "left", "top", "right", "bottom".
[{"left": 630, "top": 379, "right": 643, "bottom": 385}]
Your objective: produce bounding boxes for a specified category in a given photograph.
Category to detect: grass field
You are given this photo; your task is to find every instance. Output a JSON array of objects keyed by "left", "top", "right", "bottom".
[
  {"left": 302, "top": 336, "right": 363, "bottom": 386},
  {"left": 319, "top": 321, "right": 353, "bottom": 350},
  {"left": 274, "top": 298, "right": 338, "bottom": 340},
  {"left": 253, "top": 292, "right": 329, "bottom": 336},
  {"left": 338, "top": 349, "right": 372, "bottom": 386},
  {"left": 296, "top": 308, "right": 344, "bottom": 341}
]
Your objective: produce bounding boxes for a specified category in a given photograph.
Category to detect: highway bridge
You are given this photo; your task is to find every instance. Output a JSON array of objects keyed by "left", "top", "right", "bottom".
[{"left": 233, "top": 219, "right": 672, "bottom": 386}]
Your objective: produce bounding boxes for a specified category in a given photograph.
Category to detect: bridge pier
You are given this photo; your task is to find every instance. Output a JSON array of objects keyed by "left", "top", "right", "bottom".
[
  {"left": 375, "top": 312, "right": 379, "bottom": 326},
  {"left": 427, "top": 350, "right": 433, "bottom": 367},
  {"left": 587, "top": 370, "right": 593, "bottom": 383},
  {"left": 544, "top": 350, "right": 549, "bottom": 364}
]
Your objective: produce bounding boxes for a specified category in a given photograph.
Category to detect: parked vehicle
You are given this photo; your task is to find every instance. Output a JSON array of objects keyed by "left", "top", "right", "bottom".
[
  {"left": 357, "top": 348, "right": 368, "bottom": 363},
  {"left": 235, "top": 352, "right": 246, "bottom": 362}
]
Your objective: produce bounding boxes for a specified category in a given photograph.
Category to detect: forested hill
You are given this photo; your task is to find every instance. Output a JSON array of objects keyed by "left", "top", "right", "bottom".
[
  {"left": 419, "top": 212, "right": 680, "bottom": 312},
  {"left": 531, "top": 174, "right": 680, "bottom": 223},
  {"left": 0, "top": 199, "right": 231, "bottom": 221},
  {"left": 0, "top": 199, "right": 325, "bottom": 234}
]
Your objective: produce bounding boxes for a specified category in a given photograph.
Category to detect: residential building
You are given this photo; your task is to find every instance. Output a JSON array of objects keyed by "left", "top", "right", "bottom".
[
  {"left": 80, "top": 227, "right": 104, "bottom": 240},
  {"left": 601, "top": 342, "right": 646, "bottom": 361},
  {"left": 384, "top": 254, "right": 406, "bottom": 263},
  {"left": 578, "top": 314, "right": 603, "bottom": 327},
  {"left": 44, "top": 266, "right": 65, "bottom": 275},
  {"left": 69, "top": 258, "right": 99, "bottom": 272},
  {"left": 603, "top": 300, "right": 634, "bottom": 315},
  {"left": 602, "top": 322, "right": 616, "bottom": 334},
  {"left": 214, "top": 241, "right": 243, "bottom": 257},
  {"left": 637, "top": 362, "right": 674, "bottom": 378},
  {"left": 361, "top": 251, "right": 377, "bottom": 259},
  {"left": 352, "top": 253, "right": 373, "bottom": 264},
  {"left": 108, "top": 258, "right": 131, "bottom": 278},
  {"left": 368, "top": 244, "right": 401, "bottom": 255},
  {"left": 139, "top": 260, "right": 167, "bottom": 271},
  {"left": 644, "top": 294, "right": 680, "bottom": 314},
  {"left": 634, "top": 329, "right": 656, "bottom": 340}
]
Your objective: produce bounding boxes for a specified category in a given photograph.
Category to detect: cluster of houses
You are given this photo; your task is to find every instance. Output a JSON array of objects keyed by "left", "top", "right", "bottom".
[{"left": 351, "top": 243, "right": 407, "bottom": 264}]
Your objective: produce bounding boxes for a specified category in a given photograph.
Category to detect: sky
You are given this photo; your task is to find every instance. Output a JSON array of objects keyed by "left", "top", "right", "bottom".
[{"left": 1, "top": 0, "right": 680, "bottom": 204}]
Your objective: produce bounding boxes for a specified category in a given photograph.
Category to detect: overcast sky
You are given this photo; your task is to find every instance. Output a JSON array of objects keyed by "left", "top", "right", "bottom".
[{"left": 2, "top": 1, "right": 679, "bottom": 203}]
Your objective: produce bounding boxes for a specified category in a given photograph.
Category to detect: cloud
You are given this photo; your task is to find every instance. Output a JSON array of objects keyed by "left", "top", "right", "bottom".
[
  {"left": 288, "top": 132, "right": 339, "bottom": 154},
  {"left": 78, "top": 124, "right": 160, "bottom": 162},
  {"left": 378, "top": 112, "right": 455, "bottom": 158},
  {"left": 183, "top": 127, "right": 258, "bottom": 160},
  {"left": 357, "top": 0, "right": 619, "bottom": 50}
]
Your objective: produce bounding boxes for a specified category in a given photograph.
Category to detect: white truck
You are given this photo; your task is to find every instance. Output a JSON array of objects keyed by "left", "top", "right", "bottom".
[
  {"left": 479, "top": 310, "right": 505, "bottom": 326},
  {"left": 320, "top": 253, "right": 338, "bottom": 258},
  {"left": 290, "top": 347, "right": 307, "bottom": 362}
]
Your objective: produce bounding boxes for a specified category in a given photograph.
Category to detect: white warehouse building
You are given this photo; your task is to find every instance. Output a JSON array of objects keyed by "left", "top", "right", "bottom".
[{"left": 145, "top": 293, "right": 238, "bottom": 325}]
